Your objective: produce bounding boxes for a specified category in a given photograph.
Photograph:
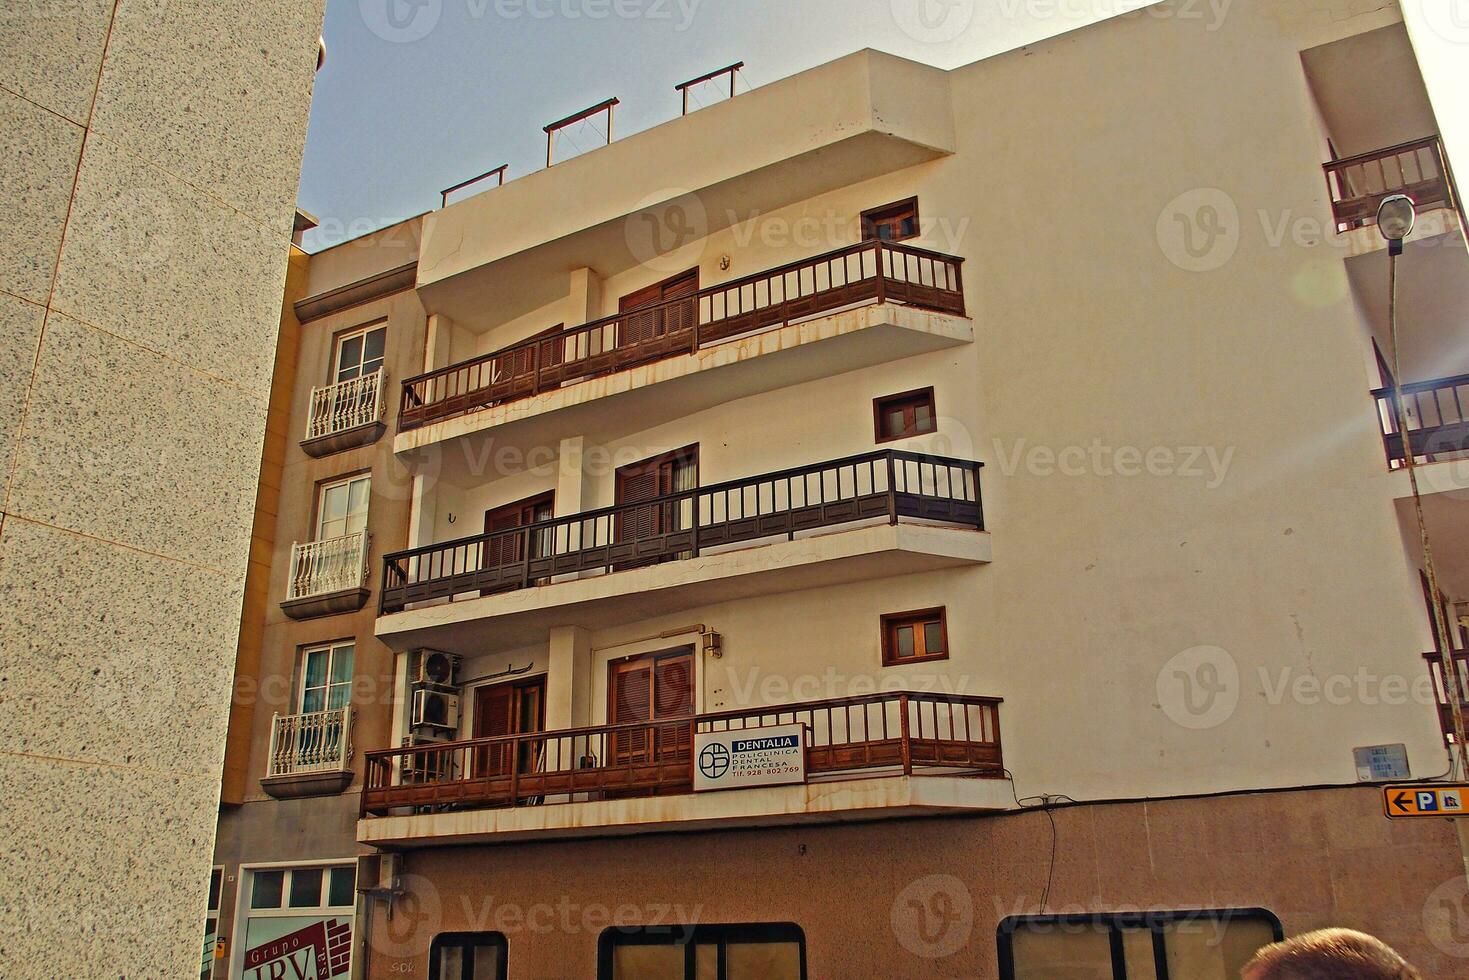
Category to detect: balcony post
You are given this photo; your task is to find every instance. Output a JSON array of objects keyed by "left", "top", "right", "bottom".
[
  {"left": 267, "top": 712, "right": 282, "bottom": 776},
  {"left": 875, "top": 241, "right": 888, "bottom": 306},
  {"left": 886, "top": 452, "right": 899, "bottom": 525},
  {"left": 899, "top": 693, "right": 912, "bottom": 776}
]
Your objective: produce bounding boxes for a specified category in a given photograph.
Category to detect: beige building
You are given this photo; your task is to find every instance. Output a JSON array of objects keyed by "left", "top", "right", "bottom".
[
  {"left": 0, "top": 2, "right": 325, "bottom": 978},
  {"left": 212, "top": 1, "right": 1469, "bottom": 977}
]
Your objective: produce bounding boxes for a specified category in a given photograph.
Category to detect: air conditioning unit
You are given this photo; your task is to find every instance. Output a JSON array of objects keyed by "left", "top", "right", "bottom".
[
  {"left": 411, "top": 688, "right": 459, "bottom": 730},
  {"left": 414, "top": 650, "right": 458, "bottom": 688}
]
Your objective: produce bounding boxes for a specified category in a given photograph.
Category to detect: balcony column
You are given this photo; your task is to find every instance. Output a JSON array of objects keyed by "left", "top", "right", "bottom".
[
  {"left": 569, "top": 267, "right": 604, "bottom": 324},
  {"left": 546, "top": 626, "right": 593, "bottom": 730},
  {"left": 423, "top": 312, "right": 456, "bottom": 372}
]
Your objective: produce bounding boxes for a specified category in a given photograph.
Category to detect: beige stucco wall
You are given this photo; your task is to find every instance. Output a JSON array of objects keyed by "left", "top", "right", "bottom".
[
  {"left": 393, "top": 0, "right": 1459, "bottom": 811},
  {"left": 0, "top": 1, "right": 326, "bottom": 976}
]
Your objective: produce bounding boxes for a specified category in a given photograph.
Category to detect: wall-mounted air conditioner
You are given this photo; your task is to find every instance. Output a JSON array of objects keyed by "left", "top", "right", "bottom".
[
  {"left": 414, "top": 650, "right": 458, "bottom": 688},
  {"left": 411, "top": 688, "right": 459, "bottom": 730}
]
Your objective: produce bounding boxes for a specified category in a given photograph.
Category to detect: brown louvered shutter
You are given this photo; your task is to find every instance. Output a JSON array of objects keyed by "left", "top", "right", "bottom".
[
  {"left": 474, "top": 684, "right": 515, "bottom": 776},
  {"left": 615, "top": 467, "right": 662, "bottom": 547},
  {"left": 610, "top": 660, "right": 653, "bottom": 764},
  {"left": 661, "top": 271, "right": 698, "bottom": 338},
  {"left": 653, "top": 653, "right": 694, "bottom": 762}
]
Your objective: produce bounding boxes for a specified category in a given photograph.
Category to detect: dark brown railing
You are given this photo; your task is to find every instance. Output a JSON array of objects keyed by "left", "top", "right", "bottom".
[
  {"left": 380, "top": 450, "right": 982, "bottom": 614},
  {"left": 1423, "top": 650, "right": 1469, "bottom": 738},
  {"left": 1371, "top": 373, "right": 1469, "bottom": 465},
  {"left": 362, "top": 691, "right": 1003, "bottom": 817},
  {"left": 398, "top": 240, "right": 966, "bottom": 431},
  {"left": 1324, "top": 136, "right": 1453, "bottom": 229}
]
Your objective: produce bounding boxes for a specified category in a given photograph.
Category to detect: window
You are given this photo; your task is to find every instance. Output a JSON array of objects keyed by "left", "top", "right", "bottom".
[
  {"left": 200, "top": 867, "right": 222, "bottom": 980},
  {"left": 241, "top": 864, "right": 357, "bottom": 980},
  {"left": 881, "top": 608, "right": 948, "bottom": 666},
  {"left": 873, "top": 387, "right": 936, "bottom": 442},
  {"left": 599, "top": 924, "right": 805, "bottom": 980},
  {"left": 861, "top": 197, "right": 919, "bottom": 243},
  {"left": 997, "top": 909, "right": 1282, "bottom": 980},
  {"left": 334, "top": 323, "right": 386, "bottom": 384},
  {"left": 299, "top": 641, "right": 354, "bottom": 714},
  {"left": 430, "top": 933, "right": 509, "bottom": 980},
  {"left": 316, "top": 473, "right": 371, "bottom": 541}
]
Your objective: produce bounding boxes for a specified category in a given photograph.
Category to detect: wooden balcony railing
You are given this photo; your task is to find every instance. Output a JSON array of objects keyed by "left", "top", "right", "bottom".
[
  {"left": 1422, "top": 651, "right": 1469, "bottom": 739},
  {"left": 1324, "top": 136, "right": 1454, "bottom": 230},
  {"left": 361, "top": 691, "right": 1003, "bottom": 817},
  {"left": 1371, "top": 373, "right": 1469, "bottom": 465},
  {"left": 398, "top": 240, "right": 966, "bottom": 431},
  {"left": 380, "top": 451, "right": 982, "bottom": 614},
  {"left": 267, "top": 705, "right": 354, "bottom": 777}
]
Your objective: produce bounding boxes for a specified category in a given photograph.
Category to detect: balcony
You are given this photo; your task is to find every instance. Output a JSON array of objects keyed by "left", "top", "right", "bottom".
[
  {"left": 397, "top": 241, "right": 967, "bottom": 449},
  {"left": 376, "top": 452, "right": 987, "bottom": 654},
  {"left": 301, "top": 368, "right": 387, "bottom": 457},
  {"left": 1324, "top": 136, "right": 1455, "bottom": 231},
  {"left": 281, "top": 530, "right": 371, "bottom": 620},
  {"left": 358, "top": 692, "right": 1006, "bottom": 846},
  {"left": 262, "top": 705, "right": 355, "bottom": 799},
  {"left": 1372, "top": 374, "right": 1469, "bottom": 467}
]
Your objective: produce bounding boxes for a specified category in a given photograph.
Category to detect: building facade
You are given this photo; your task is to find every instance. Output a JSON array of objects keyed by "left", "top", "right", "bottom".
[{"left": 212, "top": 1, "right": 1469, "bottom": 977}]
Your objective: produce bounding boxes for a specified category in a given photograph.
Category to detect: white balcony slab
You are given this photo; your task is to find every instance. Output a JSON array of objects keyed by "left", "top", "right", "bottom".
[
  {"left": 377, "top": 522, "right": 990, "bottom": 657},
  {"left": 357, "top": 773, "right": 1011, "bottom": 847}
]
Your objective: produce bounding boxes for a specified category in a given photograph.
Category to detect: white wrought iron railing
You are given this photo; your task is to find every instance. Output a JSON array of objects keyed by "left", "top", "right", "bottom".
[
  {"left": 287, "top": 530, "right": 369, "bottom": 601},
  {"left": 267, "top": 704, "right": 354, "bottom": 777},
  {"left": 305, "top": 369, "right": 386, "bottom": 442}
]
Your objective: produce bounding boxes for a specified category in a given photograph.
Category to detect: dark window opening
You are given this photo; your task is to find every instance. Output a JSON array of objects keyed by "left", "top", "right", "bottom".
[
  {"left": 874, "top": 387, "right": 936, "bottom": 442},
  {"left": 861, "top": 198, "right": 919, "bottom": 243},
  {"left": 599, "top": 923, "right": 806, "bottom": 980},
  {"left": 430, "top": 932, "right": 508, "bottom": 980}
]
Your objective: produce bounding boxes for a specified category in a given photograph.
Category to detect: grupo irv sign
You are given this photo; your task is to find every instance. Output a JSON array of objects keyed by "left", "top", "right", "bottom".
[{"left": 694, "top": 723, "right": 806, "bottom": 792}]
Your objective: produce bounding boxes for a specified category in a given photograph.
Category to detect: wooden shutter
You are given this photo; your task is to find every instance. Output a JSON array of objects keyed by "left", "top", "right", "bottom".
[
  {"left": 610, "top": 660, "right": 653, "bottom": 764},
  {"left": 482, "top": 492, "right": 554, "bottom": 593},
  {"left": 652, "top": 653, "right": 694, "bottom": 762},
  {"left": 617, "top": 269, "right": 698, "bottom": 349},
  {"left": 474, "top": 684, "right": 515, "bottom": 776}
]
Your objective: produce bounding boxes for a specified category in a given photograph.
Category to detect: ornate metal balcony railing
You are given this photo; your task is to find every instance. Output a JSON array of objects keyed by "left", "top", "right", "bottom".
[
  {"left": 398, "top": 240, "right": 966, "bottom": 431},
  {"left": 1324, "top": 136, "right": 1454, "bottom": 230},
  {"left": 362, "top": 691, "right": 1002, "bottom": 817},
  {"left": 267, "top": 705, "right": 354, "bottom": 777},
  {"left": 380, "top": 451, "right": 982, "bottom": 614},
  {"left": 305, "top": 368, "right": 386, "bottom": 442},
  {"left": 288, "top": 530, "right": 370, "bottom": 601}
]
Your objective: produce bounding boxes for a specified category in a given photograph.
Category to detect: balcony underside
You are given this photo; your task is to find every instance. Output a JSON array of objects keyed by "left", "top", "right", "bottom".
[
  {"left": 358, "top": 772, "right": 1010, "bottom": 847},
  {"left": 300, "top": 420, "right": 386, "bottom": 459},
  {"left": 397, "top": 304, "right": 971, "bottom": 458},
  {"left": 281, "top": 585, "right": 370, "bottom": 621},
  {"left": 377, "top": 522, "right": 989, "bottom": 656},
  {"left": 260, "top": 769, "right": 354, "bottom": 800}
]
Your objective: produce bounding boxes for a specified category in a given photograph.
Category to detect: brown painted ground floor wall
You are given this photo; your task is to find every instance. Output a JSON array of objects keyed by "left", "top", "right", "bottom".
[{"left": 359, "top": 786, "right": 1467, "bottom": 979}]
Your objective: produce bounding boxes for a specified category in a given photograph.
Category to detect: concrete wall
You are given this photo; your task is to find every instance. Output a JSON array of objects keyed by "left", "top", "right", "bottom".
[{"left": 0, "top": 1, "right": 325, "bottom": 975}]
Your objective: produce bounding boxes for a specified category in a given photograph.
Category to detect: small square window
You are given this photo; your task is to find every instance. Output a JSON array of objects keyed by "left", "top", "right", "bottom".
[
  {"left": 861, "top": 198, "right": 919, "bottom": 243},
  {"left": 328, "top": 866, "right": 356, "bottom": 907},
  {"left": 874, "top": 388, "right": 937, "bottom": 442},
  {"left": 288, "top": 868, "right": 323, "bottom": 908},
  {"left": 882, "top": 608, "right": 948, "bottom": 666}
]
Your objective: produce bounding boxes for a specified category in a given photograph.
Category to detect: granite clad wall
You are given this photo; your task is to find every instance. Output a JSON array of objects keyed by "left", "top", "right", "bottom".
[{"left": 0, "top": 1, "right": 325, "bottom": 975}]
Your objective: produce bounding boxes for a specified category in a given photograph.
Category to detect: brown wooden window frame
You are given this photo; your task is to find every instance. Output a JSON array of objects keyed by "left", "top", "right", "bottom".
[
  {"left": 873, "top": 386, "right": 937, "bottom": 443},
  {"left": 881, "top": 607, "right": 949, "bottom": 666},
  {"left": 861, "top": 197, "right": 920, "bottom": 243}
]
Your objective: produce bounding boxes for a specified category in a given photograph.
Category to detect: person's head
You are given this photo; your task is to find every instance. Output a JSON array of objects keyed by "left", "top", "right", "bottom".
[{"left": 1241, "top": 928, "right": 1421, "bottom": 980}]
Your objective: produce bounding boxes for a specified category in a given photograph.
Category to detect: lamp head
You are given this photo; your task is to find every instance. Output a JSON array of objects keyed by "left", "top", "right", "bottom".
[{"left": 1377, "top": 194, "right": 1416, "bottom": 253}]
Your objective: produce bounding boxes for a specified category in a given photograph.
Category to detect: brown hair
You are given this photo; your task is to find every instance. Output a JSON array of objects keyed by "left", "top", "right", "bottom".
[{"left": 1242, "top": 929, "right": 1421, "bottom": 980}]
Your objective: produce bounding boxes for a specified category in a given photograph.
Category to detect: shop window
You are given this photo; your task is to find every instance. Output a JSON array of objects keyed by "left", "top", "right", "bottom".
[
  {"left": 997, "top": 909, "right": 1282, "bottom": 980},
  {"left": 430, "top": 933, "right": 508, "bottom": 980},
  {"left": 599, "top": 923, "right": 805, "bottom": 979},
  {"left": 874, "top": 388, "right": 936, "bottom": 442},
  {"left": 241, "top": 864, "right": 357, "bottom": 980},
  {"left": 881, "top": 608, "right": 949, "bottom": 666}
]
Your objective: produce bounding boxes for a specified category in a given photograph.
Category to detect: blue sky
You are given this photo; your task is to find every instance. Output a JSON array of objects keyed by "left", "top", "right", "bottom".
[{"left": 298, "top": 0, "right": 1154, "bottom": 251}]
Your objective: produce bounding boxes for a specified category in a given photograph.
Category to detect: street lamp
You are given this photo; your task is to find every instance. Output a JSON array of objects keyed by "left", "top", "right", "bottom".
[
  {"left": 1377, "top": 193, "right": 1468, "bottom": 775},
  {"left": 1377, "top": 193, "right": 1416, "bottom": 255}
]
